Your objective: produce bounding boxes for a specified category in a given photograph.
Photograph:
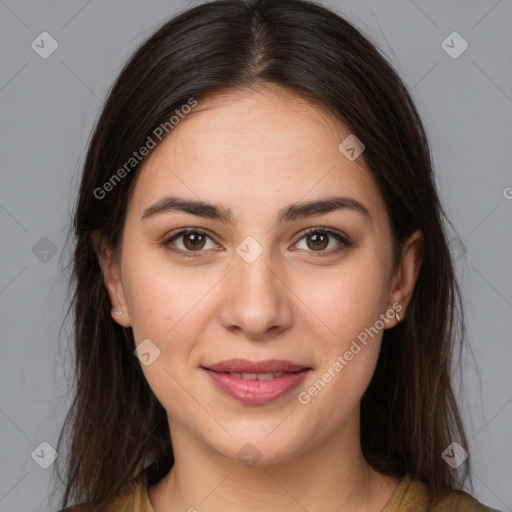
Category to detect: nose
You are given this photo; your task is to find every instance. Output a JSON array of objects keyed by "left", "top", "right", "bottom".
[{"left": 217, "top": 246, "right": 294, "bottom": 340}]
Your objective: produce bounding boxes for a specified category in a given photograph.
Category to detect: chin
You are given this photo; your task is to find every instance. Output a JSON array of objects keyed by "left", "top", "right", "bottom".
[{"left": 208, "top": 424, "right": 309, "bottom": 467}]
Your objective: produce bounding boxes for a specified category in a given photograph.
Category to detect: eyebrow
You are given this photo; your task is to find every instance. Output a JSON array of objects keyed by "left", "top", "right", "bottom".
[{"left": 141, "top": 195, "right": 371, "bottom": 224}]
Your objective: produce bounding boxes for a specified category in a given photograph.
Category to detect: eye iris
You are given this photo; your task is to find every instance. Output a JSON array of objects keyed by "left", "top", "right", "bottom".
[
  {"left": 183, "top": 233, "right": 206, "bottom": 250},
  {"left": 307, "top": 232, "right": 328, "bottom": 250}
]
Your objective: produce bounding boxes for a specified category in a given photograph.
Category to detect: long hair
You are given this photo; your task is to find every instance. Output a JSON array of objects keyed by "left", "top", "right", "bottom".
[{"left": 54, "top": 0, "right": 469, "bottom": 509}]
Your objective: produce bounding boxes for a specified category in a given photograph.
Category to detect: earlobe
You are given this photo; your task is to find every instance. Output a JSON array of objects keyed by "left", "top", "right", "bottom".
[{"left": 90, "top": 230, "right": 131, "bottom": 327}]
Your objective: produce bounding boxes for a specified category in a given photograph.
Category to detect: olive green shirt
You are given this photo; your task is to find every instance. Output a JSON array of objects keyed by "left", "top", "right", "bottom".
[{"left": 64, "top": 474, "right": 501, "bottom": 511}]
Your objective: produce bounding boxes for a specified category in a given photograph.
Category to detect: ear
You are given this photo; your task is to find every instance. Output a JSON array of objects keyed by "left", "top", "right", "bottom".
[
  {"left": 91, "top": 230, "right": 131, "bottom": 327},
  {"left": 388, "top": 229, "right": 424, "bottom": 323}
]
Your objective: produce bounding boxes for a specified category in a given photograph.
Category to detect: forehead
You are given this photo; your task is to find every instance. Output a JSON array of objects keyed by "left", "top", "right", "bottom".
[{"left": 127, "top": 85, "right": 387, "bottom": 225}]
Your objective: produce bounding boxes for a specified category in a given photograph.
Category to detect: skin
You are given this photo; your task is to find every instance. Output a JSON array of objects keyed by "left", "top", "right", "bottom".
[{"left": 92, "top": 85, "right": 424, "bottom": 512}]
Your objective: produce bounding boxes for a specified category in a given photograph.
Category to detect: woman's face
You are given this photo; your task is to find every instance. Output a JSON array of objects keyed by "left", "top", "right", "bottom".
[{"left": 97, "top": 85, "right": 422, "bottom": 465}]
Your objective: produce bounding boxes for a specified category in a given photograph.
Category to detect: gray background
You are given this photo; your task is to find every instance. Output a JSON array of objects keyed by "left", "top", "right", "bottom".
[{"left": 0, "top": 0, "right": 511, "bottom": 510}]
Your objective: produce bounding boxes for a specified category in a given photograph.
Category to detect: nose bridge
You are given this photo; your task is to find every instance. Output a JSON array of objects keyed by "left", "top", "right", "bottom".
[
  {"left": 235, "top": 238, "right": 277, "bottom": 293},
  {"left": 218, "top": 235, "right": 293, "bottom": 336}
]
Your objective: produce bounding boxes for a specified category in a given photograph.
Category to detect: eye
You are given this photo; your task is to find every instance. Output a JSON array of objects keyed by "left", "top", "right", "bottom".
[
  {"left": 293, "top": 227, "right": 351, "bottom": 255},
  {"left": 163, "top": 228, "right": 218, "bottom": 257},
  {"left": 163, "top": 226, "right": 352, "bottom": 258}
]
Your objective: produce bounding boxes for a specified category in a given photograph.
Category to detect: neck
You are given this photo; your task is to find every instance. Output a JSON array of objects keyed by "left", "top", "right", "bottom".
[{"left": 148, "top": 415, "right": 400, "bottom": 512}]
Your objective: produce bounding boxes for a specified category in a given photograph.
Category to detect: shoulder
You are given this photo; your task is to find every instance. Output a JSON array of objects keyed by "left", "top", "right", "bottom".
[
  {"left": 56, "top": 476, "right": 151, "bottom": 512},
  {"left": 385, "top": 476, "right": 501, "bottom": 512},
  {"left": 431, "top": 490, "right": 502, "bottom": 512}
]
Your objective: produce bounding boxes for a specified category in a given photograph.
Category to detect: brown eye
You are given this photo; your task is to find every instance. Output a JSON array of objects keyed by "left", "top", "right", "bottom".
[
  {"left": 163, "top": 229, "right": 217, "bottom": 257},
  {"left": 182, "top": 232, "right": 207, "bottom": 250},
  {"left": 294, "top": 228, "right": 351, "bottom": 255},
  {"left": 306, "top": 232, "right": 329, "bottom": 250}
]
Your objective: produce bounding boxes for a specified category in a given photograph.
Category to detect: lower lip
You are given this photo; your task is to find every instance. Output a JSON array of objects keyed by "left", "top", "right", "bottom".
[{"left": 203, "top": 368, "right": 310, "bottom": 404}]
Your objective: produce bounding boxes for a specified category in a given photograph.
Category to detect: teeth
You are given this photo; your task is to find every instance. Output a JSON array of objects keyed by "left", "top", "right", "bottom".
[
  {"left": 257, "top": 372, "right": 282, "bottom": 380},
  {"left": 226, "top": 372, "right": 284, "bottom": 380}
]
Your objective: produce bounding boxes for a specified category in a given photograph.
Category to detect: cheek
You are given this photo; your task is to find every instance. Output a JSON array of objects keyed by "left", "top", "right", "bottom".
[
  {"left": 297, "top": 260, "right": 389, "bottom": 346},
  {"left": 123, "top": 257, "right": 212, "bottom": 421},
  {"left": 296, "top": 267, "right": 387, "bottom": 428},
  {"left": 296, "top": 342, "right": 380, "bottom": 447},
  {"left": 292, "top": 254, "right": 389, "bottom": 416},
  {"left": 121, "top": 251, "right": 220, "bottom": 401},
  {"left": 122, "top": 251, "right": 210, "bottom": 342}
]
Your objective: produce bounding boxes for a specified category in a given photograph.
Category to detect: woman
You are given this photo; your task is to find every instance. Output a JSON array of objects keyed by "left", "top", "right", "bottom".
[{"left": 54, "top": 0, "right": 499, "bottom": 510}]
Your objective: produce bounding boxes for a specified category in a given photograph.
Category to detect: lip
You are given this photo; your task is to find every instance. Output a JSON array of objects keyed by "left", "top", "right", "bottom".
[
  {"left": 203, "top": 359, "right": 309, "bottom": 373},
  {"left": 202, "top": 359, "right": 311, "bottom": 404}
]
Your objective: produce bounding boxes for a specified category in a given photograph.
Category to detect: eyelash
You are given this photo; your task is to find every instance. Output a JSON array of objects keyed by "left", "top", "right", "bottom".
[{"left": 162, "top": 227, "right": 352, "bottom": 259}]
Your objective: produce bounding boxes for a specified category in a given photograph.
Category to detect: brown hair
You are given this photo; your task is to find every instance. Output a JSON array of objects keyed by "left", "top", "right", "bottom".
[{"left": 54, "top": 0, "right": 470, "bottom": 509}]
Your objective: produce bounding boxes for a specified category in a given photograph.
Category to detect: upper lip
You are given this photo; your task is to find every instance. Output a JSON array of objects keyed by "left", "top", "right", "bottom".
[{"left": 203, "top": 359, "right": 310, "bottom": 373}]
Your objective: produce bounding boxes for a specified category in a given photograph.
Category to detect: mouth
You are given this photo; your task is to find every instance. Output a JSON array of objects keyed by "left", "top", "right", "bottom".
[{"left": 201, "top": 359, "right": 311, "bottom": 404}]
